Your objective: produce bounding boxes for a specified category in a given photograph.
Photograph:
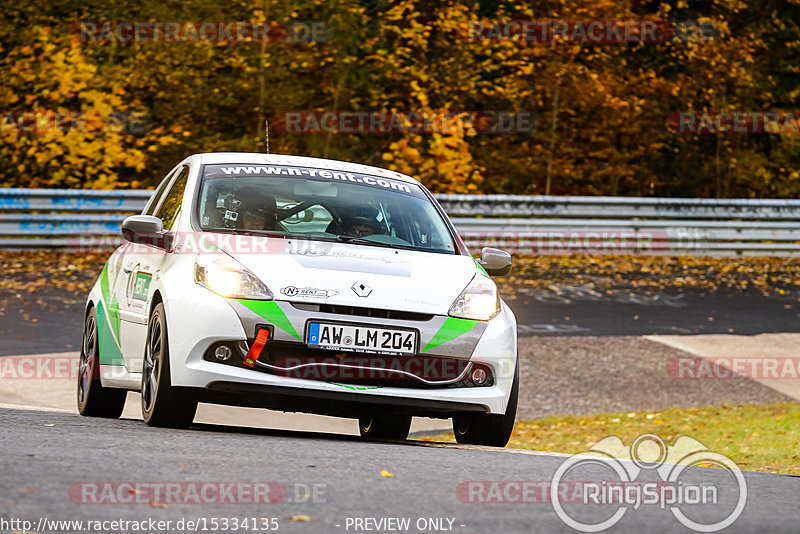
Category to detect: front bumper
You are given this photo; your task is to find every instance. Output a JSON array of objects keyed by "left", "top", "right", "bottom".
[
  {"left": 164, "top": 283, "right": 517, "bottom": 415},
  {"left": 201, "top": 381, "right": 492, "bottom": 419}
]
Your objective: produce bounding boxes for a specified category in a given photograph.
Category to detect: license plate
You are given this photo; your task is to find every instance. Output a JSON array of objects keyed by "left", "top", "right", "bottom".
[{"left": 307, "top": 322, "right": 417, "bottom": 355}]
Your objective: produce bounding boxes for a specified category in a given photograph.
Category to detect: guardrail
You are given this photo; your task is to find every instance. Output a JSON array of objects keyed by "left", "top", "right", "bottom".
[
  {"left": 0, "top": 188, "right": 151, "bottom": 212},
  {"left": 440, "top": 194, "right": 800, "bottom": 220},
  {"left": 1, "top": 189, "right": 799, "bottom": 256}
]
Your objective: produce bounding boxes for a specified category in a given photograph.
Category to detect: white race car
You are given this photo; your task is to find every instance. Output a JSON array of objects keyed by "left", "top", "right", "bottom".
[{"left": 77, "top": 153, "right": 518, "bottom": 446}]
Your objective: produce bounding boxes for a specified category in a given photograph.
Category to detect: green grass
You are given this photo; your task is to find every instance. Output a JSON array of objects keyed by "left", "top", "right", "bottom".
[{"left": 417, "top": 403, "right": 800, "bottom": 475}]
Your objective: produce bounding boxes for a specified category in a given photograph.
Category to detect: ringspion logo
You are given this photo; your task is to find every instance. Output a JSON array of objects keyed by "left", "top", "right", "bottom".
[{"left": 550, "top": 434, "right": 746, "bottom": 532}]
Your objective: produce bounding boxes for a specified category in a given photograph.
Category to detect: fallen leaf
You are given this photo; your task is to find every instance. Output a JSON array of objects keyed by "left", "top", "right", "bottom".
[
  {"left": 288, "top": 515, "right": 311, "bottom": 522},
  {"left": 381, "top": 470, "right": 394, "bottom": 478}
]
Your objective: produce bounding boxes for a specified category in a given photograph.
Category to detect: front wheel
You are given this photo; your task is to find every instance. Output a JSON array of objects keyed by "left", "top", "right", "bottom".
[
  {"left": 359, "top": 415, "right": 412, "bottom": 441},
  {"left": 141, "top": 303, "right": 197, "bottom": 428},
  {"left": 452, "top": 361, "right": 518, "bottom": 447},
  {"left": 77, "top": 307, "right": 127, "bottom": 418}
]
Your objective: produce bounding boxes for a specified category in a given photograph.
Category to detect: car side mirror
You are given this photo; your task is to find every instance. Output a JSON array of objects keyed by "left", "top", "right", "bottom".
[
  {"left": 121, "top": 215, "right": 174, "bottom": 250},
  {"left": 478, "top": 247, "right": 512, "bottom": 276}
]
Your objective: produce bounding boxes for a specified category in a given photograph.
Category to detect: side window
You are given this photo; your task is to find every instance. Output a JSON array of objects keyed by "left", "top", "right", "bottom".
[
  {"left": 155, "top": 166, "right": 189, "bottom": 231},
  {"left": 143, "top": 167, "right": 177, "bottom": 216}
]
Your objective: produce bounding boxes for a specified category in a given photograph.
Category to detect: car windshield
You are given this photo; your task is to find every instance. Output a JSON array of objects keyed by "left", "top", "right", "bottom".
[{"left": 197, "top": 164, "right": 456, "bottom": 254}]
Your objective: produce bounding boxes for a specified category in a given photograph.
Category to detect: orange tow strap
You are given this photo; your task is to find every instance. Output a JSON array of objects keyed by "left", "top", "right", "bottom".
[{"left": 243, "top": 328, "right": 270, "bottom": 367}]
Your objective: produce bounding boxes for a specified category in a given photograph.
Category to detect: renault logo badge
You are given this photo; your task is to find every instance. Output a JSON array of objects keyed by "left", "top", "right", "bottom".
[{"left": 352, "top": 281, "right": 372, "bottom": 297}]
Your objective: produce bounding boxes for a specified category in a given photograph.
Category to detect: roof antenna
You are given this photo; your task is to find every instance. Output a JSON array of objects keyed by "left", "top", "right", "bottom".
[{"left": 264, "top": 119, "right": 270, "bottom": 154}]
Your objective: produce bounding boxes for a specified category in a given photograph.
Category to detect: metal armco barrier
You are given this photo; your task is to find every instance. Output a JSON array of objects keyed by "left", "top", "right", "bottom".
[
  {"left": 0, "top": 188, "right": 151, "bottom": 212},
  {"left": 439, "top": 194, "right": 800, "bottom": 220},
  {"left": 1, "top": 189, "right": 799, "bottom": 256}
]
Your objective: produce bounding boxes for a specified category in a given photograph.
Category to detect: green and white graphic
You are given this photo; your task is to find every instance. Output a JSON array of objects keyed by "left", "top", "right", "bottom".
[
  {"left": 96, "top": 263, "right": 125, "bottom": 366},
  {"left": 237, "top": 299, "right": 301, "bottom": 340},
  {"left": 421, "top": 317, "right": 478, "bottom": 353},
  {"left": 132, "top": 272, "right": 152, "bottom": 301}
]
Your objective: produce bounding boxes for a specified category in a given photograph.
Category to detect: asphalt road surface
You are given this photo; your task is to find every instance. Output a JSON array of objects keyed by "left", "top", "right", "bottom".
[
  {"left": 2, "top": 286, "right": 799, "bottom": 356},
  {"left": 2, "top": 408, "right": 799, "bottom": 533},
  {"left": 510, "top": 287, "right": 800, "bottom": 337},
  {"left": 3, "top": 282, "right": 799, "bottom": 533}
]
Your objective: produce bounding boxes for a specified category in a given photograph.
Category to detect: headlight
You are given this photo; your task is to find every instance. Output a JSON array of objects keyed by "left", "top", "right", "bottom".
[
  {"left": 194, "top": 255, "right": 273, "bottom": 300},
  {"left": 448, "top": 274, "right": 500, "bottom": 321}
]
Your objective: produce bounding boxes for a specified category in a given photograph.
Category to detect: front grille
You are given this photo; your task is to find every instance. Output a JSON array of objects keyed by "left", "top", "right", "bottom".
[
  {"left": 203, "top": 341, "right": 493, "bottom": 389},
  {"left": 290, "top": 302, "right": 433, "bottom": 322}
]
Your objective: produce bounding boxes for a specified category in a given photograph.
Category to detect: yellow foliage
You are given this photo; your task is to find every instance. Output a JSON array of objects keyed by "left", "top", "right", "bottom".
[
  {"left": 0, "top": 0, "right": 797, "bottom": 198},
  {"left": 0, "top": 28, "right": 149, "bottom": 189}
]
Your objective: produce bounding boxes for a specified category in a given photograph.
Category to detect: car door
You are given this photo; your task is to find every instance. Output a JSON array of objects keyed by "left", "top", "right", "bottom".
[{"left": 117, "top": 165, "right": 189, "bottom": 372}]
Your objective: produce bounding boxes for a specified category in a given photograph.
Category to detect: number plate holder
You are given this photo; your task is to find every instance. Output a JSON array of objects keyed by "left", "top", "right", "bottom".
[{"left": 305, "top": 320, "right": 419, "bottom": 356}]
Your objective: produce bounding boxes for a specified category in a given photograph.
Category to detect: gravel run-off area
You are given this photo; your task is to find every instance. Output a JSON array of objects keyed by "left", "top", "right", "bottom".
[{"left": 517, "top": 335, "right": 792, "bottom": 420}]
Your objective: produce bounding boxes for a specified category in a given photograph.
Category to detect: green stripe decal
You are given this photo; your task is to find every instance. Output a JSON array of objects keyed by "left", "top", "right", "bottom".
[
  {"left": 108, "top": 292, "right": 121, "bottom": 342},
  {"left": 421, "top": 317, "right": 479, "bottom": 353},
  {"left": 474, "top": 258, "right": 489, "bottom": 277},
  {"left": 100, "top": 262, "right": 111, "bottom": 302},
  {"left": 237, "top": 300, "right": 301, "bottom": 340},
  {"left": 96, "top": 262, "right": 123, "bottom": 364},
  {"left": 327, "top": 382, "right": 382, "bottom": 391},
  {"left": 95, "top": 300, "right": 125, "bottom": 365}
]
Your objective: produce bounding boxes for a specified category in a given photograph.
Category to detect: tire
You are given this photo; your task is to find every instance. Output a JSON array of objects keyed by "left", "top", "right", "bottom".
[
  {"left": 359, "top": 415, "right": 412, "bottom": 441},
  {"left": 141, "top": 303, "right": 197, "bottom": 428},
  {"left": 452, "top": 360, "right": 518, "bottom": 447},
  {"left": 77, "top": 307, "right": 127, "bottom": 418}
]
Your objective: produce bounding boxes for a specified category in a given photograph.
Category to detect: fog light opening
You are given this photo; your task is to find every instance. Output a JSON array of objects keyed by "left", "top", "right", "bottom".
[
  {"left": 471, "top": 367, "right": 487, "bottom": 385},
  {"left": 214, "top": 345, "right": 233, "bottom": 361}
]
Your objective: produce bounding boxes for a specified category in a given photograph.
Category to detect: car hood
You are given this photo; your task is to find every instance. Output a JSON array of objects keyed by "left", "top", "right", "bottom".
[{"left": 218, "top": 237, "right": 478, "bottom": 315}]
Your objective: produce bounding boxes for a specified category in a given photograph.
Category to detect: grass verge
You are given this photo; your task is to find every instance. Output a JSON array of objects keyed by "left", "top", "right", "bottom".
[{"left": 417, "top": 403, "right": 800, "bottom": 475}]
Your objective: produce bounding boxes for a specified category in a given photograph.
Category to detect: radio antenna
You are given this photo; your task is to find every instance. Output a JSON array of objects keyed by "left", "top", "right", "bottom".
[{"left": 265, "top": 119, "right": 270, "bottom": 154}]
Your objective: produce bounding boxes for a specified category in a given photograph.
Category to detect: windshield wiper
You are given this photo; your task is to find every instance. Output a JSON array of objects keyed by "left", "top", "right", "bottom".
[
  {"left": 208, "top": 228, "right": 291, "bottom": 239},
  {"left": 335, "top": 235, "right": 399, "bottom": 249},
  {"left": 209, "top": 228, "right": 347, "bottom": 243}
]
